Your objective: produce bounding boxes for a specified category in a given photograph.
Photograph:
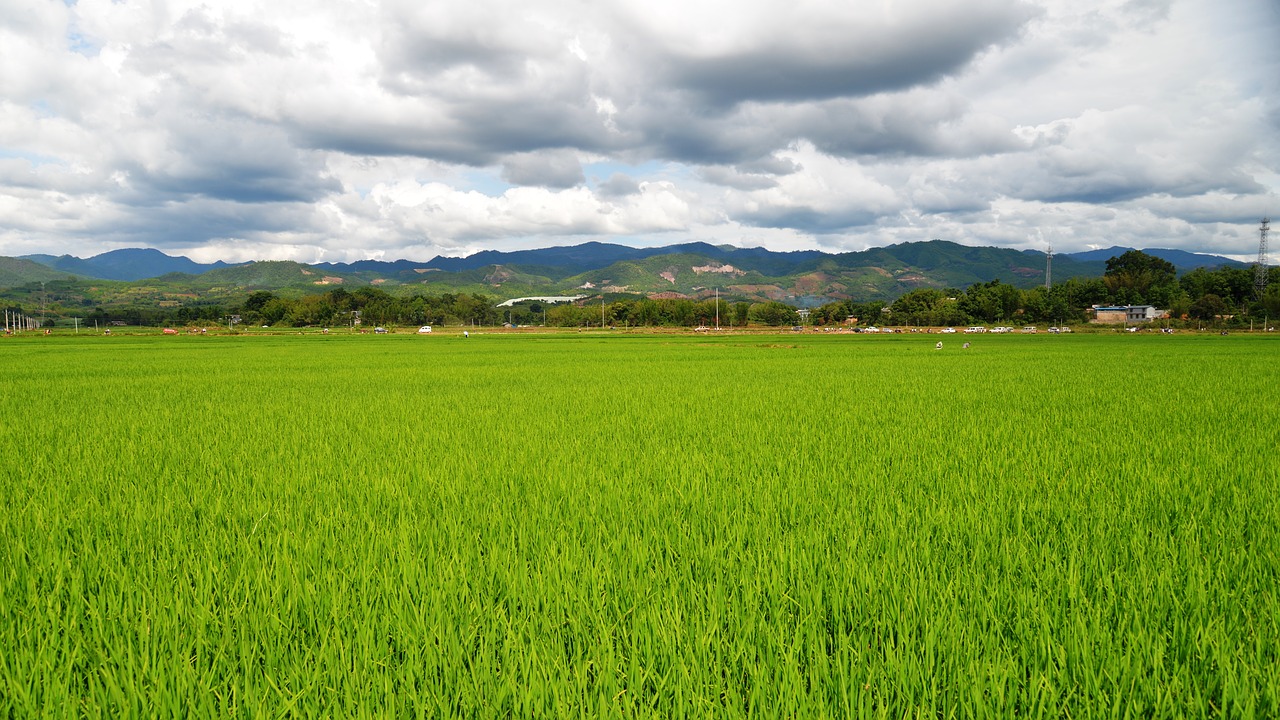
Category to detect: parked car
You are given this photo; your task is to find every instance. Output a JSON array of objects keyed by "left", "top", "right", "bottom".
[
  {"left": 940, "top": 327, "right": 956, "bottom": 333},
  {"left": 375, "top": 327, "right": 388, "bottom": 334},
  {"left": 418, "top": 326, "right": 433, "bottom": 334}
]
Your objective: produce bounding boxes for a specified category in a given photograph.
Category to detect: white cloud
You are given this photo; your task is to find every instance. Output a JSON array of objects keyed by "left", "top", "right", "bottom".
[{"left": 0, "top": 0, "right": 1275, "bottom": 262}]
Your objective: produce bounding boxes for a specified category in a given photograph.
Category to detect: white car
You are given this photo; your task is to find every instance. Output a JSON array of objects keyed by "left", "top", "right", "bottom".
[
  {"left": 418, "top": 326, "right": 433, "bottom": 334},
  {"left": 940, "top": 327, "right": 956, "bottom": 333}
]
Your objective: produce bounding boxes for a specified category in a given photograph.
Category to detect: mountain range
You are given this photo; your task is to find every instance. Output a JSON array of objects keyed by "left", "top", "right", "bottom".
[
  {"left": 2, "top": 240, "right": 1250, "bottom": 309},
  {"left": 20, "top": 248, "right": 239, "bottom": 281}
]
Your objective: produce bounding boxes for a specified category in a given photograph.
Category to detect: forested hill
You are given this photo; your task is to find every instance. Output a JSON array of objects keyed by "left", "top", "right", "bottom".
[
  {"left": 21, "top": 248, "right": 237, "bottom": 281},
  {"left": 4, "top": 239, "right": 1248, "bottom": 308}
]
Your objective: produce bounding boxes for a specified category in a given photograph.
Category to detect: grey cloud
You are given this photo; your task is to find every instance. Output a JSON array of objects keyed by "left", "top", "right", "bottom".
[
  {"left": 1000, "top": 152, "right": 1263, "bottom": 206},
  {"left": 115, "top": 110, "right": 340, "bottom": 204},
  {"left": 297, "top": 96, "right": 612, "bottom": 167},
  {"left": 1132, "top": 193, "right": 1278, "bottom": 225},
  {"left": 739, "top": 205, "right": 883, "bottom": 233},
  {"left": 500, "top": 150, "right": 584, "bottom": 188},
  {"left": 1120, "top": 0, "right": 1173, "bottom": 31},
  {"left": 788, "top": 95, "right": 1025, "bottom": 159},
  {"left": 618, "top": 99, "right": 784, "bottom": 165},
  {"left": 658, "top": 3, "right": 1038, "bottom": 108},
  {"left": 38, "top": 195, "right": 321, "bottom": 250},
  {"left": 737, "top": 156, "right": 801, "bottom": 176},
  {"left": 697, "top": 166, "right": 777, "bottom": 191},
  {"left": 612, "top": 89, "right": 1022, "bottom": 170},
  {"left": 377, "top": 1, "right": 557, "bottom": 79},
  {"left": 294, "top": 59, "right": 617, "bottom": 168},
  {"left": 596, "top": 173, "right": 640, "bottom": 197}
]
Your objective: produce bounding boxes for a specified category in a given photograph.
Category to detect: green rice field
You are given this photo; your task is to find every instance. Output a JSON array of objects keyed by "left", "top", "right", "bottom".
[{"left": 1, "top": 331, "right": 1277, "bottom": 717}]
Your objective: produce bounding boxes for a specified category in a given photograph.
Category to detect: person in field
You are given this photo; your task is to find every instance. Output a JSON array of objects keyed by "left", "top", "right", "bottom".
[{"left": 935, "top": 341, "right": 942, "bottom": 349}]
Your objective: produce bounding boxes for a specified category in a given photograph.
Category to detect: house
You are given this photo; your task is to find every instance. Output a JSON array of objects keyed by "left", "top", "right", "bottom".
[{"left": 1090, "top": 305, "right": 1167, "bottom": 323}]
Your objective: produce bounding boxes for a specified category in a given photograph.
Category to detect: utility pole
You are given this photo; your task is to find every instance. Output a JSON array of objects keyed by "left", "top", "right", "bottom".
[
  {"left": 1256, "top": 218, "right": 1270, "bottom": 300},
  {"left": 715, "top": 288, "right": 720, "bottom": 330}
]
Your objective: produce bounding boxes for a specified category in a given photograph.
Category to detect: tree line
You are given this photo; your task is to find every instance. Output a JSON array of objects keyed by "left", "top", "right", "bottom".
[
  {"left": 812, "top": 251, "right": 1280, "bottom": 327},
  {"left": 16, "top": 250, "right": 1280, "bottom": 329}
]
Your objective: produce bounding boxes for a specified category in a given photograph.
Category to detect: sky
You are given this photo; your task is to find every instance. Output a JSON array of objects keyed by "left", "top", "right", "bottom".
[{"left": 1, "top": 0, "right": 1277, "bottom": 264}]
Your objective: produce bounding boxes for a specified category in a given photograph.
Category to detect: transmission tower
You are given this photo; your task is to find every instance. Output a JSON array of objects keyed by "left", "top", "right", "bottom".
[{"left": 1257, "top": 218, "right": 1270, "bottom": 299}]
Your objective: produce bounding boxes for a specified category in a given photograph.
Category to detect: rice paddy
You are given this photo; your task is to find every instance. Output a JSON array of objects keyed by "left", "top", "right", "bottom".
[{"left": 1, "top": 331, "right": 1276, "bottom": 717}]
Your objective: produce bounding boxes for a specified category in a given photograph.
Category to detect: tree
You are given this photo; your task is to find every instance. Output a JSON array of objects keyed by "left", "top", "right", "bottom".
[
  {"left": 749, "top": 301, "right": 800, "bottom": 326},
  {"left": 1189, "top": 293, "right": 1226, "bottom": 321},
  {"left": 959, "top": 280, "right": 1018, "bottom": 323},
  {"left": 890, "top": 288, "right": 947, "bottom": 325},
  {"left": 1103, "top": 250, "right": 1177, "bottom": 306},
  {"left": 242, "top": 291, "right": 276, "bottom": 314},
  {"left": 1261, "top": 284, "right": 1280, "bottom": 321},
  {"left": 810, "top": 300, "right": 851, "bottom": 326}
]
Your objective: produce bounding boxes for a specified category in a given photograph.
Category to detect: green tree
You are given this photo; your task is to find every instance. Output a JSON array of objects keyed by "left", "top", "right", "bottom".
[
  {"left": 1103, "top": 250, "right": 1177, "bottom": 305},
  {"left": 749, "top": 301, "right": 800, "bottom": 326},
  {"left": 243, "top": 291, "right": 276, "bottom": 314},
  {"left": 810, "top": 300, "right": 851, "bottom": 326},
  {"left": 960, "top": 280, "right": 1018, "bottom": 323},
  {"left": 890, "top": 288, "right": 947, "bottom": 325},
  {"left": 1189, "top": 293, "right": 1226, "bottom": 321}
]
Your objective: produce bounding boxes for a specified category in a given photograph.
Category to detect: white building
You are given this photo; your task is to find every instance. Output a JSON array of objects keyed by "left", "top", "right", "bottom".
[{"left": 1090, "top": 305, "right": 1166, "bottom": 323}]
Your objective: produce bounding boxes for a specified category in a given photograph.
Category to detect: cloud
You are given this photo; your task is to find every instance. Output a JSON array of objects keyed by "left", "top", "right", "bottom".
[
  {"left": 596, "top": 172, "right": 641, "bottom": 198},
  {"left": 0, "top": 0, "right": 1276, "bottom": 263},
  {"left": 640, "top": 0, "right": 1039, "bottom": 108},
  {"left": 500, "top": 150, "right": 585, "bottom": 189}
]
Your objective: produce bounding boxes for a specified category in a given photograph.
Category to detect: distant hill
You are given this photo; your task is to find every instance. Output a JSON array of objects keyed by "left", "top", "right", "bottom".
[
  {"left": 488, "top": 240, "right": 1105, "bottom": 304},
  {"left": 22, "top": 248, "right": 236, "bottom": 281},
  {"left": 0, "top": 257, "right": 80, "bottom": 288},
  {"left": 2, "top": 238, "right": 1256, "bottom": 311},
  {"left": 419, "top": 241, "right": 827, "bottom": 277},
  {"left": 822, "top": 240, "right": 1105, "bottom": 288},
  {"left": 1061, "top": 247, "right": 1247, "bottom": 270},
  {"left": 423, "top": 242, "right": 653, "bottom": 274},
  {"left": 185, "top": 261, "right": 342, "bottom": 290}
]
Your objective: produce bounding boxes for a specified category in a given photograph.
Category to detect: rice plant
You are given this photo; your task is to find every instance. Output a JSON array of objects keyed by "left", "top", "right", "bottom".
[{"left": 1, "top": 332, "right": 1276, "bottom": 717}]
